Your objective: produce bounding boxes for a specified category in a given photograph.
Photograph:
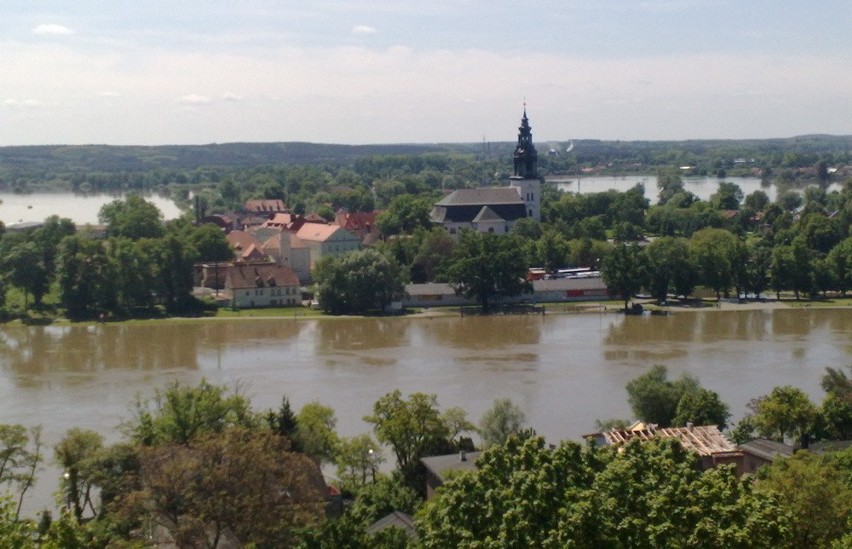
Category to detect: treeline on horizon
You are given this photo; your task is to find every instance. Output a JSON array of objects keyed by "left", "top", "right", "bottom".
[{"left": 1, "top": 134, "right": 849, "bottom": 195}]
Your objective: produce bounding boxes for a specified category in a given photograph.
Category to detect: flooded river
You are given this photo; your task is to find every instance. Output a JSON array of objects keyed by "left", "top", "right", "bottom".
[{"left": 1, "top": 308, "right": 849, "bottom": 513}]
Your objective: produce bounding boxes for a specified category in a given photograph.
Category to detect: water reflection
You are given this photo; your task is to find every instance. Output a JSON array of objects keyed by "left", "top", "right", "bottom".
[
  {"left": 420, "top": 315, "right": 543, "bottom": 349},
  {"left": 314, "top": 318, "right": 411, "bottom": 353}
]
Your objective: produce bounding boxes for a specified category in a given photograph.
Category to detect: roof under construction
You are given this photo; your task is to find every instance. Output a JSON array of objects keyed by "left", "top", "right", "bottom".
[{"left": 586, "top": 424, "right": 738, "bottom": 457}]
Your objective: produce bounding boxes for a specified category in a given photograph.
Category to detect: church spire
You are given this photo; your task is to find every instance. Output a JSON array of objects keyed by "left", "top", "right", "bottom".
[{"left": 512, "top": 105, "right": 538, "bottom": 179}]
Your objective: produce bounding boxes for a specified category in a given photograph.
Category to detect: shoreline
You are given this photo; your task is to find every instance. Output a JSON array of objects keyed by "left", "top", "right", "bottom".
[{"left": 4, "top": 295, "right": 849, "bottom": 327}]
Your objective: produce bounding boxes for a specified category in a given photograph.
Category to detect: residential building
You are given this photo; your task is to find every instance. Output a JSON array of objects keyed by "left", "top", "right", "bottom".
[
  {"left": 243, "top": 199, "right": 288, "bottom": 214},
  {"left": 334, "top": 209, "right": 381, "bottom": 245},
  {"left": 225, "top": 263, "right": 300, "bottom": 308},
  {"left": 421, "top": 451, "right": 481, "bottom": 499},
  {"left": 737, "top": 439, "right": 795, "bottom": 474},
  {"left": 584, "top": 423, "right": 744, "bottom": 474},
  {"left": 225, "top": 230, "right": 268, "bottom": 262},
  {"left": 295, "top": 223, "right": 360, "bottom": 270}
]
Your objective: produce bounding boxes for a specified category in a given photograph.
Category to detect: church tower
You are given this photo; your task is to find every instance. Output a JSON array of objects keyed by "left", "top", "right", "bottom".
[{"left": 509, "top": 106, "right": 541, "bottom": 222}]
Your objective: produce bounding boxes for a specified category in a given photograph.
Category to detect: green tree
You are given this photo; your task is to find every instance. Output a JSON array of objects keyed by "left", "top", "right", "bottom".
[
  {"left": 771, "top": 238, "right": 814, "bottom": 299},
  {"left": 56, "top": 235, "right": 118, "bottom": 319},
  {"left": 750, "top": 386, "right": 818, "bottom": 443},
  {"left": 821, "top": 365, "right": 852, "bottom": 440},
  {"left": 108, "top": 237, "right": 156, "bottom": 312},
  {"left": 3, "top": 242, "right": 50, "bottom": 310},
  {"left": 314, "top": 248, "right": 406, "bottom": 314},
  {"left": 410, "top": 228, "right": 456, "bottom": 283},
  {"left": 0, "top": 424, "right": 42, "bottom": 519},
  {"left": 348, "top": 474, "right": 421, "bottom": 526},
  {"left": 624, "top": 364, "right": 728, "bottom": 429},
  {"left": 295, "top": 402, "right": 340, "bottom": 467},
  {"left": 673, "top": 388, "right": 730, "bottom": 430},
  {"left": 744, "top": 190, "right": 770, "bottom": 212},
  {"left": 266, "top": 395, "right": 299, "bottom": 443},
  {"left": 801, "top": 213, "right": 842, "bottom": 254},
  {"left": 127, "top": 379, "right": 255, "bottom": 446},
  {"left": 187, "top": 223, "right": 233, "bottom": 262},
  {"left": 364, "top": 391, "right": 451, "bottom": 491},
  {"left": 710, "top": 181, "right": 744, "bottom": 210},
  {"left": 335, "top": 434, "right": 384, "bottom": 489},
  {"left": 643, "top": 236, "right": 695, "bottom": 302},
  {"left": 478, "top": 398, "right": 526, "bottom": 448},
  {"left": 416, "top": 436, "right": 790, "bottom": 548},
  {"left": 509, "top": 217, "right": 543, "bottom": 240},
  {"left": 756, "top": 449, "right": 852, "bottom": 548},
  {"left": 600, "top": 242, "right": 646, "bottom": 312},
  {"left": 827, "top": 237, "right": 852, "bottom": 295},
  {"left": 443, "top": 231, "right": 531, "bottom": 313},
  {"left": 689, "top": 228, "right": 740, "bottom": 300},
  {"left": 536, "top": 229, "right": 570, "bottom": 273},
  {"left": 745, "top": 239, "right": 772, "bottom": 299},
  {"left": 54, "top": 428, "right": 104, "bottom": 520},
  {"left": 148, "top": 233, "right": 197, "bottom": 312},
  {"left": 99, "top": 195, "right": 165, "bottom": 240},
  {"left": 376, "top": 194, "right": 433, "bottom": 235},
  {"left": 441, "top": 406, "right": 476, "bottom": 447},
  {"left": 657, "top": 166, "right": 685, "bottom": 205}
]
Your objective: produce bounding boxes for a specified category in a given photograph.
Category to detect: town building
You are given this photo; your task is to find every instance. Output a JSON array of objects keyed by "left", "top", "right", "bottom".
[
  {"left": 421, "top": 451, "right": 481, "bottom": 499},
  {"left": 430, "top": 108, "right": 542, "bottom": 233},
  {"left": 584, "top": 423, "right": 744, "bottom": 474},
  {"left": 224, "top": 263, "right": 300, "bottom": 308}
]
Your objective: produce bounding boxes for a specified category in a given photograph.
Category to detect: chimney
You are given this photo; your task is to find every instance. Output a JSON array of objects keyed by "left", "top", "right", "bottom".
[
  {"left": 459, "top": 451, "right": 467, "bottom": 462},
  {"left": 686, "top": 422, "right": 694, "bottom": 432}
]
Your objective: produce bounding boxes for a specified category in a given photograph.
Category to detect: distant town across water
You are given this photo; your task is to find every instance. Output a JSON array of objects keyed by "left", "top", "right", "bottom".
[{"left": 4, "top": 174, "right": 841, "bottom": 226}]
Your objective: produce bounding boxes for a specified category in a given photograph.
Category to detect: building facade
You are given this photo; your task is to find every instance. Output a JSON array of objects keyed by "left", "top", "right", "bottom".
[{"left": 430, "top": 108, "right": 542, "bottom": 233}]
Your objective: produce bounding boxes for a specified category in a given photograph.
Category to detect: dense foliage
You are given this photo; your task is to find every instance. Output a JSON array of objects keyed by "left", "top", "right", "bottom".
[{"left": 417, "top": 436, "right": 791, "bottom": 548}]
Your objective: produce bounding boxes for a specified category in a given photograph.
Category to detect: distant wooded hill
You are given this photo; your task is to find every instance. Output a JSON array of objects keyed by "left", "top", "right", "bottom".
[{"left": 1, "top": 135, "right": 849, "bottom": 174}]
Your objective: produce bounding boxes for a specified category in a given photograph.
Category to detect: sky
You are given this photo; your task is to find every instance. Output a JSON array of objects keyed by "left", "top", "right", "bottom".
[{"left": 2, "top": 1, "right": 851, "bottom": 146}]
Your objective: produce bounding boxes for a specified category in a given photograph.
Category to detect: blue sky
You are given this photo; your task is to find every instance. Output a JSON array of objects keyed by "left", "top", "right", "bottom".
[{"left": 2, "top": 1, "right": 850, "bottom": 145}]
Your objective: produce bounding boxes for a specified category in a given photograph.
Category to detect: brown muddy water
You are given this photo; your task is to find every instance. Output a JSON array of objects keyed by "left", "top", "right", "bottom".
[{"left": 1, "top": 308, "right": 849, "bottom": 514}]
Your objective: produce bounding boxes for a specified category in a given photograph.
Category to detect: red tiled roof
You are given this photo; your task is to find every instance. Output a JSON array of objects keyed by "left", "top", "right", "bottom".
[
  {"left": 244, "top": 199, "right": 288, "bottom": 213},
  {"left": 225, "top": 264, "right": 299, "bottom": 289}
]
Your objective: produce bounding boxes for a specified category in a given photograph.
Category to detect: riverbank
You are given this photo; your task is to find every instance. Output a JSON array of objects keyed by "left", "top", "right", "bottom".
[{"left": 3, "top": 294, "right": 849, "bottom": 328}]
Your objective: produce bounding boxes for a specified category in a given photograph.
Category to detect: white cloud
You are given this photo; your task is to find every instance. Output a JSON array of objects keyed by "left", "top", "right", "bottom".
[
  {"left": 99, "top": 91, "right": 120, "bottom": 97},
  {"left": 352, "top": 25, "right": 376, "bottom": 35},
  {"left": 177, "top": 94, "right": 211, "bottom": 104},
  {"left": 31, "top": 24, "right": 75, "bottom": 36},
  {"left": 1, "top": 38, "right": 850, "bottom": 144},
  {"left": 4, "top": 98, "right": 56, "bottom": 108}
]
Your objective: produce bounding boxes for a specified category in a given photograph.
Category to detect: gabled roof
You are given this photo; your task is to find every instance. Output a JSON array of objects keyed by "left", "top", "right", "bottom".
[
  {"left": 335, "top": 210, "right": 380, "bottom": 231},
  {"left": 472, "top": 206, "right": 505, "bottom": 223},
  {"left": 226, "top": 230, "right": 261, "bottom": 252},
  {"left": 244, "top": 199, "right": 288, "bottom": 213},
  {"left": 421, "top": 451, "right": 481, "bottom": 483},
  {"left": 366, "top": 511, "right": 417, "bottom": 539},
  {"left": 225, "top": 264, "right": 299, "bottom": 289},
  {"left": 738, "top": 439, "right": 795, "bottom": 462},
  {"left": 435, "top": 187, "right": 523, "bottom": 207},
  {"left": 240, "top": 243, "right": 266, "bottom": 261},
  {"left": 296, "top": 223, "right": 356, "bottom": 243},
  {"left": 585, "top": 425, "right": 737, "bottom": 457}
]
